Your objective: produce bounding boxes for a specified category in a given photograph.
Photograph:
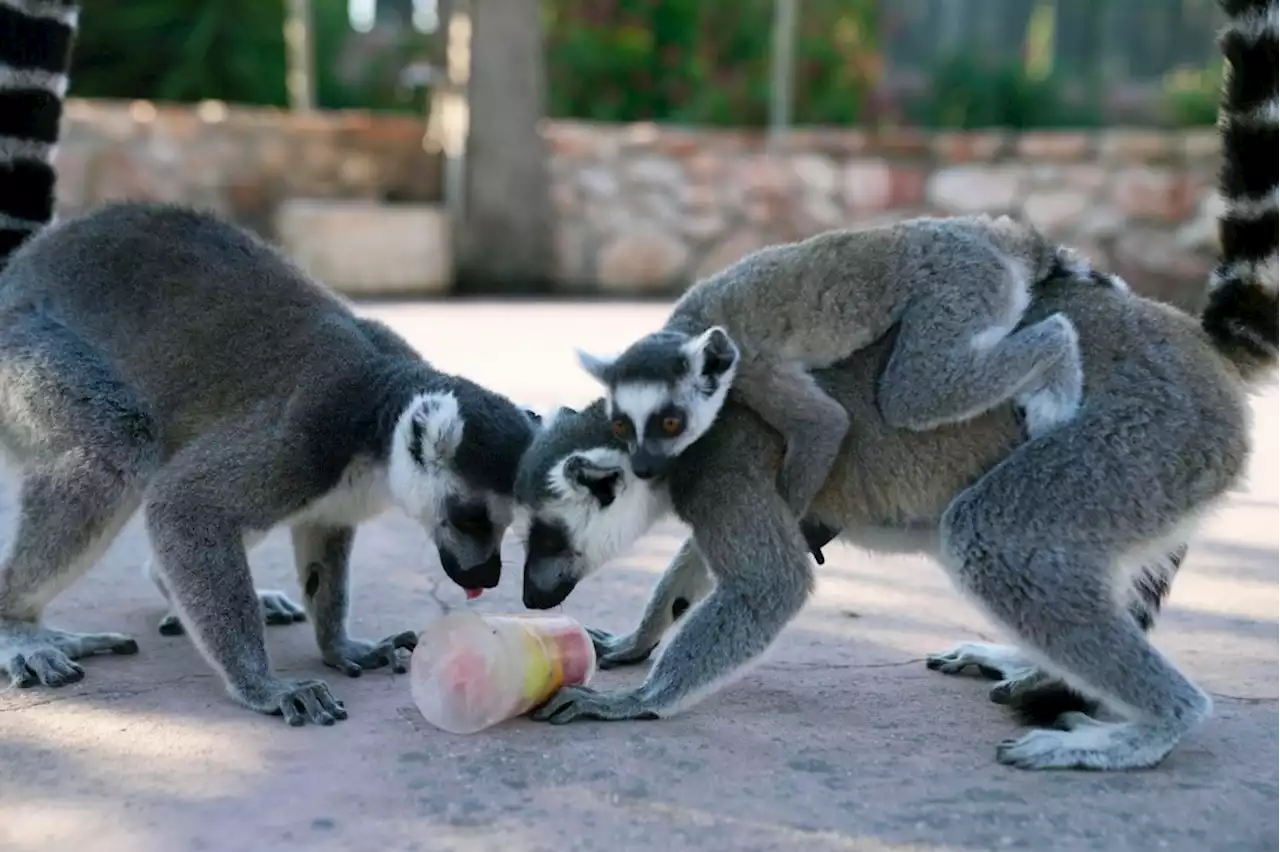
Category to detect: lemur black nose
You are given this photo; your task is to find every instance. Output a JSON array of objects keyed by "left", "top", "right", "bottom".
[
  {"left": 523, "top": 567, "right": 576, "bottom": 609},
  {"left": 630, "top": 449, "right": 667, "bottom": 480},
  {"left": 438, "top": 547, "right": 503, "bottom": 590}
]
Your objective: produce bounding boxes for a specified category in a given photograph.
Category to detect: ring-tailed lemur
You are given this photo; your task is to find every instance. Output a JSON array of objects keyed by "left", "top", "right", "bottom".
[
  {"left": 515, "top": 0, "right": 1277, "bottom": 771},
  {"left": 575, "top": 213, "right": 1084, "bottom": 525},
  {"left": 0, "top": 0, "right": 538, "bottom": 725}
]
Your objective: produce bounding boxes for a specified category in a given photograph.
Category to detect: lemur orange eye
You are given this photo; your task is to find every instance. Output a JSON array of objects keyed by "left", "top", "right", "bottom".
[
  {"left": 661, "top": 415, "right": 683, "bottom": 436},
  {"left": 611, "top": 417, "right": 630, "bottom": 440}
]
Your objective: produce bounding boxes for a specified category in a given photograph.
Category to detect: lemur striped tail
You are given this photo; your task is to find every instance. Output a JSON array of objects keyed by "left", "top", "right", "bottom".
[
  {"left": 0, "top": 0, "right": 79, "bottom": 268},
  {"left": 1201, "top": 0, "right": 1278, "bottom": 381}
]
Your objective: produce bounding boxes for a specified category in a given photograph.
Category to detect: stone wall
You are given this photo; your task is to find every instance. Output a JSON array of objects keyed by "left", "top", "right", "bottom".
[
  {"left": 51, "top": 100, "right": 1222, "bottom": 306},
  {"left": 55, "top": 99, "right": 442, "bottom": 238},
  {"left": 545, "top": 122, "right": 1223, "bottom": 309}
]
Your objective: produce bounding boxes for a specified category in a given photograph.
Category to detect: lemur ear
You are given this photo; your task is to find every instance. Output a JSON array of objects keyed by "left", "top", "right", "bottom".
[
  {"left": 564, "top": 453, "right": 622, "bottom": 507},
  {"left": 575, "top": 349, "right": 615, "bottom": 385},
  {"left": 690, "top": 326, "right": 739, "bottom": 379},
  {"left": 523, "top": 408, "right": 543, "bottom": 426},
  {"left": 406, "top": 393, "right": 465, "bottom": 467}
]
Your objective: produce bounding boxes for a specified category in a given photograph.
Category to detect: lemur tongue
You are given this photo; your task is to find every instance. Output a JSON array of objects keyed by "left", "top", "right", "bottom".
[{"left": 465, "top": 588, "right": 483, "bottom": 601}]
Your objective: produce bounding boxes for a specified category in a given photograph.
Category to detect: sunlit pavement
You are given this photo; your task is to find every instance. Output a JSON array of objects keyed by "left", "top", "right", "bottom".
[{"left": 1, "top": 301, "right": 1275, "bottom": 852}]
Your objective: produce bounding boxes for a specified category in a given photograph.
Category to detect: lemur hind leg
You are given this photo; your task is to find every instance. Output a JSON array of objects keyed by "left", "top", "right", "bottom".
[
  {"left": 927, "top": 544, "right": 1189, "bottom": 723},
  {"left": 146, "top": 556, "right": 307, "bottom": 637},
  {"left": 938, "top": 418, "right": 1211, "bottom": 771},
  {"left": 0, "top": 311, "right": 158, "bottom": 688},
  {"left": 879, "top": 301, "right": 1082, "bottom": 438}
]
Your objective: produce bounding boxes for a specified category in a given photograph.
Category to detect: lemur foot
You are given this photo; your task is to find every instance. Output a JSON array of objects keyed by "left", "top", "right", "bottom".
[
  {"left": 926, "top": 641, "right": 1038, "bottom": 683},
  {"left": 586, "top": 627, "right": 658, "bottom": 670},
  {"left": 1015, "top": 313, "right": 1082, "bottom": 439},
  {"left": 158, "top": 589, "right": 308, "bottom": 636},
  {"left": 321, "top": 630, "right": 418, "bottom": 678},
  {"left": 996, "top": 713, "right": 1179, "bottom": 771},
  {"left": 988, "top": 668, "right": 1055, "bottom": 705},
  {"left": 530, "top": 685, "right": 662, "bottom": 725},
  {"left": 237, "top": 676, "right": 348, "bottom": 727},
  {"left": 0, "top": 622, "right": 139, "bottom": 688}
]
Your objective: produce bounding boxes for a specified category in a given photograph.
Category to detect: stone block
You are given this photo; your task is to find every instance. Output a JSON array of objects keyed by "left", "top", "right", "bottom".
[
  {"left": 1021, "top": 190, "right": 1093, "bottom": 234},
  {"left": 554, "top": 223, "right": 590, "bottom": 284},
  {"left": 870, "top": 127, "right": 931, "bottom": 158},
  {"left": 275, "top": 199, "right": 453, "bottom": 296},
  {"left": 927, "top": 165, "right": 1021, "bottom": 213},
  {"left": 932, "top": 132, "right": 1007, "bottom": 163},
  {"left": 1098, "top": 131, "right": 1174, "bottom": 164},
  {"left": 790, "top": 153, "right": 839, "bottom": 195},
  {"left": 695, "top": 229, "right": 767, "bottom": 280},
  {"left": 889, "top": 166, "right": 927, "bottom": 209},
  {"left": 842, "top": 160, "right": 894, "bottom": 212},
  {"left": 625, "top": 156, "right": 685, "bottom": 188},
  {"left": 596, "top": 225, "right": 690, "bottom": 293},
  {"left": 1111, "top": 167, "right": 1183, "bottom": 221},
  {"left": 1181, "top": 130, "right": 1221, "bottom": 163},
  {"left": 1015, "top": 132, "right": 1093, "bottom": 162}
]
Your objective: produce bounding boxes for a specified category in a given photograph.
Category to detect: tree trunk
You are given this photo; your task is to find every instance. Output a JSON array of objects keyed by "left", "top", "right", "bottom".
[{"left": 454, "top": 0, "right": 554, "bottom": 294}]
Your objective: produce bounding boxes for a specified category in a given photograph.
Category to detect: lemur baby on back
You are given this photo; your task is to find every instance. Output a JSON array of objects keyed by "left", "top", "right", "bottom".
[
  {"left": 519, "top": 0, "right": 1277, "bottom": 774},
  {"left": 577, "top": 213, "right": 1083, "bottom": 520},
  {"left": 0, "top": 0, "right": 537, "bottom": 726}
]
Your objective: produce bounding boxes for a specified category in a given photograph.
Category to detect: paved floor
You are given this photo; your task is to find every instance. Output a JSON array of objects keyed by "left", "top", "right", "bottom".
[{"left": 0, "top": 302, "right": 1276, "bottom": 852}]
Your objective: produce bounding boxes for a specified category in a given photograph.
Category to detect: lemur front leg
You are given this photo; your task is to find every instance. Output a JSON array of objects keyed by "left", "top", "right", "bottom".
[
  {"left": 733, "top": 358, "right": 849, "bottom": 519},
  {"left": 587, "top": 537, "right": 714, "bottom": 669},
  {"left": 291, "top": 523, "right": 418, "bottom": 677},
  {"left": 534, "top": 472, "right": 813, "bottom": 724},
  {"left": 143, "top": 414, "right": 351, "bottom": 726}
]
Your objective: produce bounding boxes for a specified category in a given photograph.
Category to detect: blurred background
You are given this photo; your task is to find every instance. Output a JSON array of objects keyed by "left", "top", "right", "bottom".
[{"left": 58, "top": 0, "right": 1230, "bottom": 308}]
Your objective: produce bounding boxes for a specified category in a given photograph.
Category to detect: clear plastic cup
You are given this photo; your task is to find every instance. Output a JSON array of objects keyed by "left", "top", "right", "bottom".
[{"left": 408, "top": 611, "right": 597, "bottom": 734}]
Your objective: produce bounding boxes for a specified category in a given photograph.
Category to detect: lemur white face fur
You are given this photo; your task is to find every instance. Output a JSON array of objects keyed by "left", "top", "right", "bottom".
[
  {"left": 576, "top": 326, "right": 739, "bottom": 482},
  {"left": 514, "top": 406, "right": 671, "bottom": 609},
  {"left": 389, "top": 392, "right": 517, "bottom": 592}
]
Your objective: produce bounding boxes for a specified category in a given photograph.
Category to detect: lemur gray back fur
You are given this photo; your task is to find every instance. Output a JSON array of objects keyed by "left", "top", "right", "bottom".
[
  {"left": 0, "top": 0, "right": 538, "bottom": 726},
  {"left": 577, "top": 212, "right": 1084, "bottom": 521},
  {"left": 517, "top": 0, "right": 1277, "bottom": 772}
]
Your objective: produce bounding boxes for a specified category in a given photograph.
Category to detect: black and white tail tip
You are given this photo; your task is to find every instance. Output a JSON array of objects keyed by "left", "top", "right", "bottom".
[
  {"left": 1201, "top": 0, "right": 1279, "bottom": 379},
  {"left": 0, "top": 0, "right": 79, "bottom": 265}
]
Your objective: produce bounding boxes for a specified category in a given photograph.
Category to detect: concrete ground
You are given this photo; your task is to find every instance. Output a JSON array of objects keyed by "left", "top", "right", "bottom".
[{"left": 0, "top": 302, "right": 1276, "bottom": 852}]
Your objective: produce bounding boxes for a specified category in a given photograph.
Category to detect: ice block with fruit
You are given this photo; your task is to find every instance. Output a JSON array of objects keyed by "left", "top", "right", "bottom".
[{"left": 409, "top": 611, "right": 597, "bottom": 734}]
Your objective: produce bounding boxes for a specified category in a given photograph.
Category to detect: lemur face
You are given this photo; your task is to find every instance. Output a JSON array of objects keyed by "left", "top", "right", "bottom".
[
  {"left": 576, "top": 326, "right": 739, "bottom": 481},
  {"left": 389, "top": 391, "right": 533, "bottom": 594},
  {"left": 513, "top": 406, "right": 670, "bottom": 609},
  {"left": 433, "top": 492, "right": 515, "bottom": 593}
]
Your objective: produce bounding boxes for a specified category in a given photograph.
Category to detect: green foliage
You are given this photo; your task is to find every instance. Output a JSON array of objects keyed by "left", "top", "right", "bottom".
[
  {"left": 1160, "top": 59, "right": 1223, "bottom": 127},
  {"left": 69, "top": 0, "right": 427, "bottom": 113},
  {"left": 906, "top": 52, "right": 1103, "bottom": 130},
  {"left": 65, "top": 0, "right": 1198, "bottom": 129},
  {"left": 71, "top": 0, "right": 289, "bottom": 105},
  {"left": 542, "top": 0, "right": 882, "bottom": 126}
]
